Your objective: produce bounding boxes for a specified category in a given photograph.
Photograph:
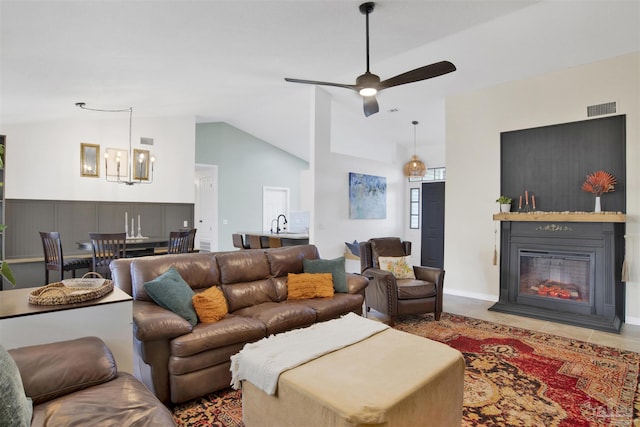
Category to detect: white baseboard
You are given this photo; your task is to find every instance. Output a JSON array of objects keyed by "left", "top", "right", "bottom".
[
  {"left": 624, "top": 315, "right": 640, "bottom": 326},
  {"left": 444, "top": 288, "right": 497, "bottom": 303}
]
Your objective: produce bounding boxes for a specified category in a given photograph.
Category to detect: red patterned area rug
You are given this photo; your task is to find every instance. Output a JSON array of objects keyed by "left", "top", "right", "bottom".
[{"left": 172, "top": 313, "right": 640, "bottom": 426}]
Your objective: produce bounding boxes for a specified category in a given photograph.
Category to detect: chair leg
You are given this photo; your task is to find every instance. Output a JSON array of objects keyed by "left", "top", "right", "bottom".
[
  {"left": 388, "top": 315, "right": 396, "bottom": 327},
  {"left": 45, "top": 270, "right": 49, "bottom": 285},
  {"left": 434, "top": 311, "right": 441, "bottom": 321}
]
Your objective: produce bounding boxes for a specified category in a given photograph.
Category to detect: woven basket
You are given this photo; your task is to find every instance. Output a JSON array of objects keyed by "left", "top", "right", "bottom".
[{"left": 28, "top": 272, "right": 114, "bottom": 306}]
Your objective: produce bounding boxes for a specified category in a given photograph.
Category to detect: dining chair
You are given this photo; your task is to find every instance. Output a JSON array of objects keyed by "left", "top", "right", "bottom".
[
  {"left": 88, "top": 232, "right": 127, "bottom": 279},
  {"left": 39, "top": 232, "right": 92, "bottom": 284},
  {"left": 232, "top": 233, "right": 250, "bottom": 250},
  {"left": 186, "top": 228, "right": 197, "bottom": 252},
  {"left": 247, "top": 235, "right": 266, "bottom": 249},
  {"left": 168, "top": 230, "right": 191, "bottom": 254},
  {"left": 267, "top": 237, "right": 282, "bottom": 248}
]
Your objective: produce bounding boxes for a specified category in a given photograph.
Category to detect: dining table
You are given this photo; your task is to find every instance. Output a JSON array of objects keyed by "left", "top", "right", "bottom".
[{"left": 76, "top": 236, "right": 170, "bottom": 256}]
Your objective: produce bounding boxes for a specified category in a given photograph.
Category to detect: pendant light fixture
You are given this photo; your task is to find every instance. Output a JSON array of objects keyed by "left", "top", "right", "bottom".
[
  {"left": 76, "top": 102, "right": 155, "bottom": 185},
  {"left": 403, "top": 120, "right": 427, "bottom": 178}
]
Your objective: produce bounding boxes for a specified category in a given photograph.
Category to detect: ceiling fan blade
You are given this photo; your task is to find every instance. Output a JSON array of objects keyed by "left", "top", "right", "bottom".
[
  {"left": 378, "top": 61, "right": 456, "bottom": 90},
  {"left": 284, "top": 77, "right": 357, "bottom": 91},
  {"left": 363, "top": 96, "right": 379, "bottom": 117}
]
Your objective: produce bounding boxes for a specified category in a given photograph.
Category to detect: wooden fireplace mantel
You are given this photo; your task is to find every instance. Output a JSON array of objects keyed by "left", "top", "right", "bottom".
[{"left": 493, "top": 212, "right": 626, "bottom": 223}]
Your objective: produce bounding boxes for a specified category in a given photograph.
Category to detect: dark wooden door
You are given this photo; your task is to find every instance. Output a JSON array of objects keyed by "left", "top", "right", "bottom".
[{"left": 421, "top": 182, "right": 445, "bottom": 269}]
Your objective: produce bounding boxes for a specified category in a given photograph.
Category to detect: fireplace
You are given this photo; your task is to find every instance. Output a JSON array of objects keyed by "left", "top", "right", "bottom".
[{"left": 490, "top": 219, "right": 625, "bottom": 333}]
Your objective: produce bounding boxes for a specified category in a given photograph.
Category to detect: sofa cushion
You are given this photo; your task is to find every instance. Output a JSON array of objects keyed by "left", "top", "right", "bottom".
[
  {"left": 378, "top": 256, "right": 416, "bottom": 280},
  {"left": 0, "top": 345, "right": 32, "bottom": 427},
  {"left": 30, "top": 373, "right": 175, "bottom": 427},
  {"left": 8, "top": 337, "right": 117, "bottom": 406},
  {"left": 222, "top": 279, "right": 277, "bottom": 313},
  {"left": 370, "top": 238, "right": 405, "bottom": 268},
  {"left": 397, "top": 279, "right": 437, "bottom": 300},
  {"left": 130, "top": 253, "right": 221, "bottom": 301},
  {"left": 233, "top": 302, "right": 317, "bottom": 335},
  {"left": 143, "top": 267, "right": 198, "bottom": 326},
  {"left": 296, "top": 293, "right": 365, "bottom": 321},
  {"left": 170, "top": 315, "right": 266, "bottom": 358},
  {"left": 217, "top": 251, "right": 271, "bottom": 284},
  {"left": 287, "top": 273, "right": 335, "bottom": 300},
  {"left": 303, "top": 257, "right": 348, "bottom": 292},
  {"left": 266, "top": 245, "right": 319, "bottom": 277},
  {"left": 192, "top": 286, "right": 228, "bottom": 323}
]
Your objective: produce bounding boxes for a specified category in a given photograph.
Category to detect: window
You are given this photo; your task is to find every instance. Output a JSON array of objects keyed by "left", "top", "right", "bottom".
[
  {"left": 410, "top": 188, "right": 420, "bottom": 229},
  {"left": 408, "top": 167, "right": 446, "bottom": 182}
]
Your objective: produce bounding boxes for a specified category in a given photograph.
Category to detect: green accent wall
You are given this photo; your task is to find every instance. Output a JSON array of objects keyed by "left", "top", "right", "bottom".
[{"left": 196, "top": 123, "right": 309, "bottom": 251}]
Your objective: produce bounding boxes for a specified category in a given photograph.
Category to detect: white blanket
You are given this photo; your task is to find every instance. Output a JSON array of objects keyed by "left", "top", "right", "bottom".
[{"left": 230, "top": 312, "right": 388, "bottom": 395}]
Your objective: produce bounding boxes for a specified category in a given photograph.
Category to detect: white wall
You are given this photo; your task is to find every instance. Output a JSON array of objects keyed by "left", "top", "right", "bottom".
[
  {"left": 3, "top": 115, "right": 195, "bottom": 203},
  {"left": 311, "top": 87, "right": 406, "bottom": 260},
  {"left": 445, "top": 53, "right": 640, "bottom": 324}
]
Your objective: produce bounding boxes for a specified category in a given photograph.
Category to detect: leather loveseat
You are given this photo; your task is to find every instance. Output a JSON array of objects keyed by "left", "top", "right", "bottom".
[
  {"left": 110, "top": 245, "right": 368, "bottom": 404},
  {"left": 7, "top": 336, "right": 175, "bottom": 426}
]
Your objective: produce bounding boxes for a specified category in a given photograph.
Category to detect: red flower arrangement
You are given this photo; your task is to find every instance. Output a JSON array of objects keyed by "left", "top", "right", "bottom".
[{"left": 581, "top": 170, "right": 617, "bottom": 196}]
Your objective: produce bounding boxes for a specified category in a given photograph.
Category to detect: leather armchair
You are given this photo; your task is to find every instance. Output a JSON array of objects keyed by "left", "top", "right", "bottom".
[
  {"left": 360, "top": 237, "right": 444, "bottom": 326},
  {"left": 8, "top": 337, "right": 175, "bottom": 426}
]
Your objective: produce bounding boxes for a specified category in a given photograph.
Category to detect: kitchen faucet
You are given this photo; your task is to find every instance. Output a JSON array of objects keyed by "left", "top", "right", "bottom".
[{"left": 276, "top": 214, "right": 288, "bottom": 234}]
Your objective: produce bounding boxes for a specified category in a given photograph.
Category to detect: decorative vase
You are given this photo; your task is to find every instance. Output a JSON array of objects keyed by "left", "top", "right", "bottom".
[
  {"left": 594, "top": 196, "right": 601, "bottom": 213},
  {"left": 500, "top": 204, "right": 511, "bottom": 213}
]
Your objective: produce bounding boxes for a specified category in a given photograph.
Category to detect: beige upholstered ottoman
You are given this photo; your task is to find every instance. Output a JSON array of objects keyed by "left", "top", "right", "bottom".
[{"left": 242, "top": 328, "right": 465, "bottom": 427}]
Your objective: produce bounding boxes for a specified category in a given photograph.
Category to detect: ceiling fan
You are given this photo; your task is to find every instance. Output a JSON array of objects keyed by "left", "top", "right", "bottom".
[{"left": 284, "top": 2, "right": 456, "bottom": 117}]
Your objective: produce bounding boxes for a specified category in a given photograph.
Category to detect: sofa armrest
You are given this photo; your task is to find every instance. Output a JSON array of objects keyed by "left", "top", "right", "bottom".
[
  {"left": 362, "top": 268, "right": 399, "bottom": 315},
  {"left": 414, "top": 266, "right": 445, "bottom": 313},
  {"left": 414, "top": 266, "right": 444, "bottom": 286},
  {"left": 346, "top": 272, "right": 368, "bottom": 294},
  {"left": 9, "top": 337, "right": 117, "bottom": 405},
  {"left": 133, "top": 300, "right": 193, "bottom": 341}
]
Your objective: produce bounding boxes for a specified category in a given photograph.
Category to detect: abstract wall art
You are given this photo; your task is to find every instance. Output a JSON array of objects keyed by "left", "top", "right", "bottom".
[{"left": 349, "top": 172, "right": 386, "bottom": 219}]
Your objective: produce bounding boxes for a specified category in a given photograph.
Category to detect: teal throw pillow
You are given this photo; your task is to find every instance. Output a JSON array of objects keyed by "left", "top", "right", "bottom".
[
  {"left": 303, "top": 257, "right": 348, "bottom": 293},
  {"left": 0, "top": 345, "right": 33, "bottom": 427},
  {"left": 143, "top": 267, "right": 198, "bottom": 326}
]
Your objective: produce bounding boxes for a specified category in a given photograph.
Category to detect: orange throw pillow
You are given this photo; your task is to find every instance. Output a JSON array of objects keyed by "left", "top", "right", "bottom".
[
  {"left": 192, "top": 286, "right": 228, "bottom": 323},
  {"left": 287, "top": 273, "right": 335, "bottom": 300}
]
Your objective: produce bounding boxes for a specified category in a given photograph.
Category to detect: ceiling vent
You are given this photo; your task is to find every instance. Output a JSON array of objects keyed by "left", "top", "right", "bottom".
[{"left": 587, "top": 101, "right": 616, "bottom": 117}]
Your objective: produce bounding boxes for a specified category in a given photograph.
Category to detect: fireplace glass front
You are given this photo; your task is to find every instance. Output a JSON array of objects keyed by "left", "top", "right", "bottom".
[{"left": 519, "top": 250, "right": 591, "bottom": 304}]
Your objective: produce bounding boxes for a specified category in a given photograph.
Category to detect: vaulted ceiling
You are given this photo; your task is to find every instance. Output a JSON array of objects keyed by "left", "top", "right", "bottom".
[{"left": 1, "top": 1, "right": 638, "bottom": 162}]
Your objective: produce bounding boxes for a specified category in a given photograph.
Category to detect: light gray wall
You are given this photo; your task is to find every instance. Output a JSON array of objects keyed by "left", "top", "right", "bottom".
[{"left": 196, "top": 123, "right": 309, "bottom": 251}]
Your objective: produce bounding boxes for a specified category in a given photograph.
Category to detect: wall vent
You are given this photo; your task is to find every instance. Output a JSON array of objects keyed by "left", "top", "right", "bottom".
[
  {"left": 140, "top": 137, "right": 154, "bottom": 145},
  {"left": 587, "top": 102, "right": 616, "bottom": 117},
  {"left": 198, "top": 240, "right": 211, "bottom": 253}
]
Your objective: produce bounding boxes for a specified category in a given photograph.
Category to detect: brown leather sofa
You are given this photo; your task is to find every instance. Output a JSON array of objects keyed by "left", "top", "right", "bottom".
[
  {"left": 111, "top": 244, "right": 368, "bottom": 404},
  {"left": 360, "top": 237, "right": 444, "bottom": 325},
  {"left": 8, "top": 336, "right": 175, "bottom": 426}
]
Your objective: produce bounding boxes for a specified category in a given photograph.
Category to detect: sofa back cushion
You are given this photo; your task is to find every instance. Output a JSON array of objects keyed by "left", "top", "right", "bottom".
[
  {"left": 9, "top": 337, "right": 117, "bottom": 405},
  {"left": 130, "top": 253, "right": 221, "bottom": 301},
  {"left": 266, "top": 245, "right": 320, "bottom": 277},
  {"left": 217, "top": 250, "right": 271, "bottom": 284},
  {"left": 222, "top": 280, "right": 277, "bottom": 312},
  {"left": 370, "top": 238, "right": 407, "bottom": 268}
]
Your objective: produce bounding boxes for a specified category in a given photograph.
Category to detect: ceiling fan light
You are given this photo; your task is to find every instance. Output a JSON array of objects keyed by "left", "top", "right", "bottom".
[{"left": 359, "top": 87, "right": 377, "bottom": 96}]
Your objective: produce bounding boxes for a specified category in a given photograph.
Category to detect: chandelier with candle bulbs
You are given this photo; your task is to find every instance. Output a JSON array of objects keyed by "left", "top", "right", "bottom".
[
  {"left": 403, "top": 120, "right": 427, "bottom": 178},
  {"left": 76, "top": 102, "right": 155, "bottom": 185}
]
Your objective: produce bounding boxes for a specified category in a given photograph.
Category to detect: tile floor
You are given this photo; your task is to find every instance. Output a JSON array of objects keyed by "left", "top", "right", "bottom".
[{"left": 369, "top": 294, "right": 640, "bottom": 353}]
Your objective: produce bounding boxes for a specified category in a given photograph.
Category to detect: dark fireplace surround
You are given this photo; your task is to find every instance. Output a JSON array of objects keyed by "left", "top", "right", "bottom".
[
  {"left": 491, "top": 220, "right": 625, "bottom": 332},
  {"left": 490, "top": 115, "right": 626, "bottom": 333}
]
